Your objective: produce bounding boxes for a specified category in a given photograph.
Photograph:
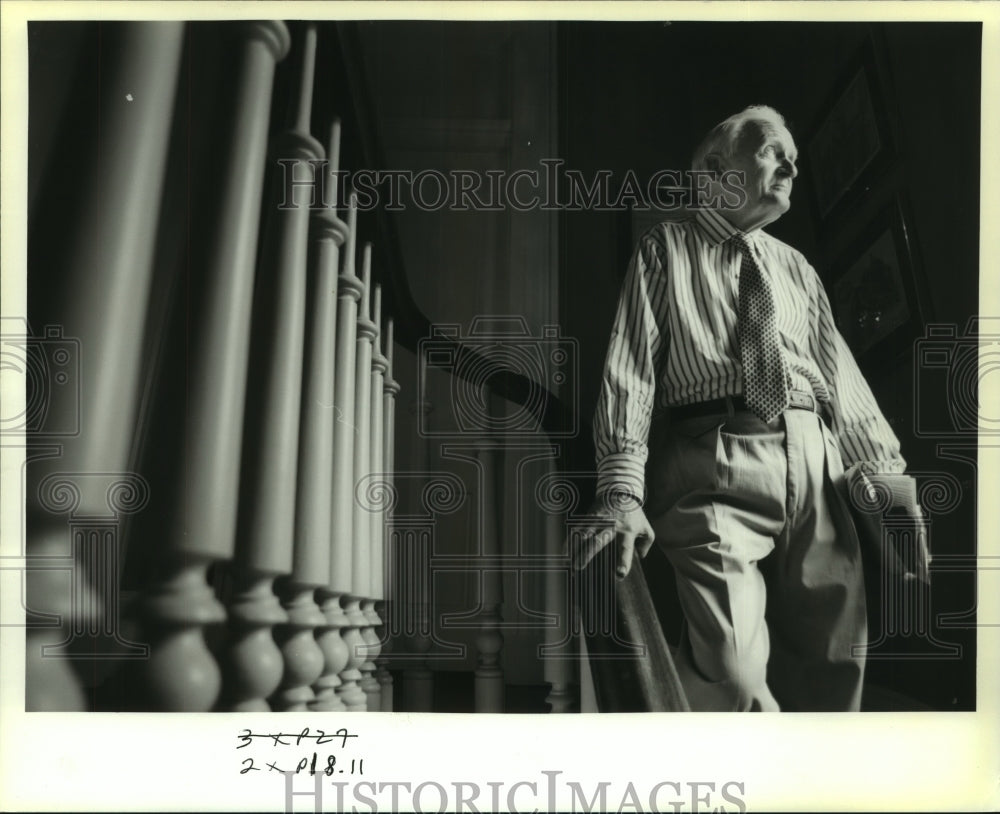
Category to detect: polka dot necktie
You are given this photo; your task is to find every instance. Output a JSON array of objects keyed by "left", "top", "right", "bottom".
[{"left": 732, "top": 233, "right": 789, "bottom": 422}]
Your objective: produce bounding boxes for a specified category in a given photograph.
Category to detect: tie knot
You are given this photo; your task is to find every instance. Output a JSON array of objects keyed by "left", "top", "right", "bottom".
[{"left": 730, "top": 232, "right": 754, "bottom": 256}]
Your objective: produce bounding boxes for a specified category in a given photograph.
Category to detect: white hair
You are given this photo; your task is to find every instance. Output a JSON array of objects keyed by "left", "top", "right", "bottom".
[{"left": 691, "top": 105, "right": 789, "bottom": 170}]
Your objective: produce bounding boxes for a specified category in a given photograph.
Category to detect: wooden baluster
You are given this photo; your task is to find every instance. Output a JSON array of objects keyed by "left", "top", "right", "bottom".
[
  {"left": 339, "top": 609, "right": 369, "bottom": 711},
  {"left": 133, "top": 21, "right": 291, "bottom": 711},
  {"left": 24, "top": 448, "right": 87, "bottom": 712},
  {"left": 474, "top": 443, "right": 505, "bottom": 713},
  {"left": 230, "top": 23, "right": 328, "bottom": 712},
  {"left": 360, "top": 286, "right": 387, "bottom": 711},
  {"left": 376, "top": 319, "right": 401, "bottom": 711},
  {"left": 351, "top": 245, "right": 377, "bottom": 711},
  {"left": 331, "top": 197, "right": 367, "bottom": 711},
  {"left": 541, "top": 467, "right": 577, "bottom": 713},
  {"left": 310, "top": 119, "right": 350, "bottom": 713},
  {"left": 24, "top": 22, "right": 185, "bottom": 710},
  {"left": 215, "top": 24, "right": 319, "bottom": 711},
  {"left": 29, "top": 472, "right": 153, "bottom": 709},
  {"left": 401, "top": 400, "right": 435, "bottom": 711},
  {"left": 400, "top": 526, "right": 435, "bottom": 712}
]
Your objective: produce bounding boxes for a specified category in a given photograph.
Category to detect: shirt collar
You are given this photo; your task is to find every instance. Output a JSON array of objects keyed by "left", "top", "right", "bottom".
[{"left": 694, "top": 207, "right": 761, "bottom": 251}]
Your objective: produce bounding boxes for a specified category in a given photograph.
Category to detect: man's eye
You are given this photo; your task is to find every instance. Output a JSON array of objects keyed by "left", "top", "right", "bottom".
[{"left": 760, "top": 145, "right": 776, "bottom": 157}]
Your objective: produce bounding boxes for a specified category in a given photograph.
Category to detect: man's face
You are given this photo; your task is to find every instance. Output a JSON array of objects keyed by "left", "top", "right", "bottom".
[{"left": 722, "top": 121, "right": 798, "bottom": 231}]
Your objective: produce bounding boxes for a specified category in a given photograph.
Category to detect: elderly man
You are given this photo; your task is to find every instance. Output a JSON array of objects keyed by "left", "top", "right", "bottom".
[{"left": 575, "top": 105, "right": 927, "bottom": 711}]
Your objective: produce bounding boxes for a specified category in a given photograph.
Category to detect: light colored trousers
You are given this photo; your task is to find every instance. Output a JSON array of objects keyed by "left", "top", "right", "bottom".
[{"left": 645, "top": 407, "right": 866, "bottom": 712}]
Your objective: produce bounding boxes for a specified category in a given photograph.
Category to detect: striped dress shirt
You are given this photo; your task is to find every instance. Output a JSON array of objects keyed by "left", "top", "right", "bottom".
[{"left": 594, "top": 207, "right": 906, "bottom": 501}]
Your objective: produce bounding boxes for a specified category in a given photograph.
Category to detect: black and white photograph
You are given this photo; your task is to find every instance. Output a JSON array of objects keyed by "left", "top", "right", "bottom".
[{"left": 1, "top": 2, "right": 998, "bottom": 812}]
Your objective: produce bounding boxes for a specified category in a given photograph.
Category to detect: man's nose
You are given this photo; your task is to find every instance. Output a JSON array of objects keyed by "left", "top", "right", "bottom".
[{"left": 780, "top": 159, "right": 798, "bottom": 179}]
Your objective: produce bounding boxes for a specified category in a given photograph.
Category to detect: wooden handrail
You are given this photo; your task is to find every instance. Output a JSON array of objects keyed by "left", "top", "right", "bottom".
[{"left": 575, "top": 545, "right": 689, "bottom": 712}]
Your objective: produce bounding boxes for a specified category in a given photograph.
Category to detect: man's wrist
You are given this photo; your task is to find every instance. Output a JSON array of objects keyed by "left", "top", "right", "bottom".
[
  {"left": 599, "top": 488, "right": 643, "bottom": 513},
  {"left": 596, "top": 452, "right": 647, "bottom": 505}
]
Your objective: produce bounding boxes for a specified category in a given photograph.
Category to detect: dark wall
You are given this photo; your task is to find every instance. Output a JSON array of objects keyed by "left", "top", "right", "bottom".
[{"left": 559, "top": 21, "right": 981, "bottom": 710}]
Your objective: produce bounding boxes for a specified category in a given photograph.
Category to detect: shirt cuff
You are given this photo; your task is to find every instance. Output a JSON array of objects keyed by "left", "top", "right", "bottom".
[
  {"left": 853, "top": 459, "right": 908, "bottom": 476},
  {"left": 846, "top": 467, "right": 920, "bottom": 517},
  {"left": 596, "top": 452, "right": 647, "bottom": 504}
]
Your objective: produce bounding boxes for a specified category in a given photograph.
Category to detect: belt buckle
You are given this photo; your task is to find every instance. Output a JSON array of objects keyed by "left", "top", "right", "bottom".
[{"left": 788, "top": 390, "right": 815, "bottom": 411}]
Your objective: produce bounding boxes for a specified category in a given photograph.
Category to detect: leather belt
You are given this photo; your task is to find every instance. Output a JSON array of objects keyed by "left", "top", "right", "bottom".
[{"left": 669, "top": 390, "right": 819, "bottom": 422}]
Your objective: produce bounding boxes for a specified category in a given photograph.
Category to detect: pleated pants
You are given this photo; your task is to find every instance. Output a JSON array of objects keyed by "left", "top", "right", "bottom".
[{"left": 645, "top": 407, "right": 867, "bottom": 712}]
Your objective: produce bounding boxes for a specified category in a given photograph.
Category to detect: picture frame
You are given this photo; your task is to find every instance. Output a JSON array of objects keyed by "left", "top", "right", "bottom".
[
  {"left": 805, "top": 35, "right": 895, "bottom": 230},
  {"left": 831, "top": 195, "right": 926, "bottom": 366}
]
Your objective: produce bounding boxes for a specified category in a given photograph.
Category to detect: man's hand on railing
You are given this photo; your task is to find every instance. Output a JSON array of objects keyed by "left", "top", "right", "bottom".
[{"left": 568, "top": 494, "right": 656, "bottom": 580}]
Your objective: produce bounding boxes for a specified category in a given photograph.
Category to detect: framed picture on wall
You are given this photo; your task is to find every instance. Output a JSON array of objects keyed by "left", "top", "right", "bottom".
[
  {"left": 805, "top": 36, "right": 895, "bottom": 229},
  {"left": 831, "top": 195, "right": 926, "bottom": 365}
]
